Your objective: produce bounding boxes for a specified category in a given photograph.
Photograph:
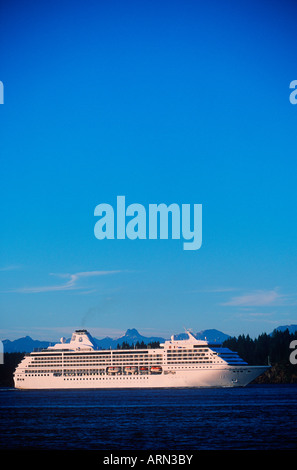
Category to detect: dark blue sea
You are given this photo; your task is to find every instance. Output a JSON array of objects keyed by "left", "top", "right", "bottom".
[{"left": 1, "top": 384, "right": 297, "bottom": 452}]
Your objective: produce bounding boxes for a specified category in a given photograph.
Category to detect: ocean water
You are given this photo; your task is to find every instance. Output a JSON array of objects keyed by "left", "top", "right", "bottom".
[{"left": 0, "top": 384, "right": 297, "bottom": 451}]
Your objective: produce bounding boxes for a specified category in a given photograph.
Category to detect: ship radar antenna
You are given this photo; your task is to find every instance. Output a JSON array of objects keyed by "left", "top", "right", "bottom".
[
  {"left": 184, "top": 326, "right": 193, "bottom": 333},
  {"left": 184, "top": 326, "right": 194, "bottom": 335},
  {"left": 184, "top": 327, "right": 196, "bottom": 341}
]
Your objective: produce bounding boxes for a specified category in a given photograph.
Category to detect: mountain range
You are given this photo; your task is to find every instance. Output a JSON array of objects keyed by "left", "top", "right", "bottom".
[
  {"left": 2, "top": 325, "right": 297, "bottom": 353},
  {"left": 2, "top": 327, "right": 229, "bottom": 353}
]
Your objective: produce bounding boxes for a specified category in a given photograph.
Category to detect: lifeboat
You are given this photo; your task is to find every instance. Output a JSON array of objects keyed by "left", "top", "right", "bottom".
[
  {"left": 150, "top": 366, "right": 162, "bottom": 374},
  {"left": 124, "top": 366, "right": 138, "bottom": 373},
  {"left": 107, "top": 367, "right": 121, "bottom": 374}
]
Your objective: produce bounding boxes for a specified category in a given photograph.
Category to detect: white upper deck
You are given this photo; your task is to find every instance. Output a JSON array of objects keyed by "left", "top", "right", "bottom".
[
  {"left": 48, "top": 329, "right": 98, "bottom": 351},
  {"left": 161, "top": 331, "right": 209, "bottom": 349}
]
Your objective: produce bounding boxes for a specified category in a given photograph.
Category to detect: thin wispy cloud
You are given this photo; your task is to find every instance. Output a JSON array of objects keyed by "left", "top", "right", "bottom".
[
  {"left": 221, "top": 289, "right": 287, "bottom": 307},
  {"left": 0, "top": 265, "right": 22, "bottom": 272},
  {"left": 187, "top": 286, "right": 239, "bottom": 295},
  {"left": 200, "top": 287, "right": 239, "bottom": 293},
  {"left": 11, "top": 270, "right": 121, "bottom": 294}
]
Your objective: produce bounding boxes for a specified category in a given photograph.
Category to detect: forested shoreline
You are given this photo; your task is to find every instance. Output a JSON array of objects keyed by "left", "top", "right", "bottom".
[{"left": 223, "top": 329, "right": 297, "bottom": 384}]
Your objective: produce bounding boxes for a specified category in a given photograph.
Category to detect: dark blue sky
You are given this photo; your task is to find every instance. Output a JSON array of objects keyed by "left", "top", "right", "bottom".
[{"left": 1, "top": 0, "right": 297, "bottom": 340}]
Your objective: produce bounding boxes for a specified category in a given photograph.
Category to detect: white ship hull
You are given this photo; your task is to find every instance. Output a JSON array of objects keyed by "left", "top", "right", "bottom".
[{"left": 15, "top": 365, "right": 268, "bottom": 390}]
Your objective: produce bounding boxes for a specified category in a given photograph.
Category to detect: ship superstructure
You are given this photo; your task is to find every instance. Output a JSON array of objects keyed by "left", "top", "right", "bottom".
[{"left": 14, "top": 329, "right": 269, "bottom": 389}]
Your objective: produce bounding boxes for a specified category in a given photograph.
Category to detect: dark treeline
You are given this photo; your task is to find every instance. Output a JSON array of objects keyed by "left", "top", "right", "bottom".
[
  {"left": 0, "top": 352, "right": 25, "bottom": 387},
  {"left": 223, "top": 329, "right": 297, "bottom": 383}
]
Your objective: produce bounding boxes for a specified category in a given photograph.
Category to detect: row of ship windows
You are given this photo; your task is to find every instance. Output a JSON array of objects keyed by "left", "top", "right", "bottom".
[
  {"left": 33, "top": 350, "right": 208, "bottom": 357},
  {"left": 29, "top": 349, "right": 163, "bottom": 360},
  {"left": 24, "top": 370, "right": 161, "bottom": 375},
  {"left": 63, "top": 376, "right": 151, "bottom": 381},
  {"left": 22, "top": 373, "right": 155, "bottom": 377},
  {"left": 29, "top": 359, "right": 160, "bottom": 363},
  {"left": 25, "top": 362, "right": 223, "bottom": 371},
  {"left": 31, "top": 351, "right": 240, "bottom": 358},
  {"left": 32, "top": 355, "right": 156, "bottom": 360},
  {"left": 31, "top": 358, "right": 162, "bottom": 363},
  {"left": 31, "top": 357, "right": 238, "bottom": 364},
  {"left": 167, "top": 352, "right": 209, "bottom": 355},
  {"left": 22, "top": 364, "right": 222, "bottom": 376},
  {"left": 31, "top": 356, "right": 220, "bottom": 363},
  {"left": 30, "top": 355, "right": 241, "bottom": 363},
  {"left": 30, "top": 360, "right": 241, "bottom": 366},
  {"left": 17, "top": 375, "right": 151, "bottom": 380},
  {"left": 15, "top": 377, "right": 152, "bottom": 382},
  {"left": 26, "top": 362, "right": 235, "bottom": 372},
  {"left": 167, "top": 361, "right": 221, "bottom": 365},
  {"left": 28, "top": 360, "right": 224, "bottom": 367},
  {"left": 27, "top": 362, "right": 163, "bottom": 368},
  {"left": 30, "top": 352, "right": 225, "bottom": 360}
]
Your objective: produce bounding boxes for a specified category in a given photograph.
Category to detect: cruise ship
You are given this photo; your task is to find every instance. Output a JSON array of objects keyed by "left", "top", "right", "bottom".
[{"left": 13, "top": 329, "right": 269, "bottom": 389}]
